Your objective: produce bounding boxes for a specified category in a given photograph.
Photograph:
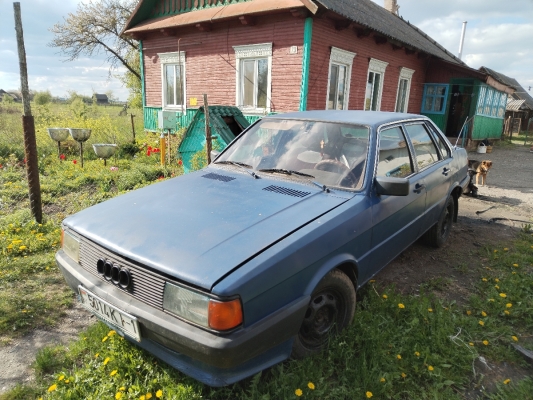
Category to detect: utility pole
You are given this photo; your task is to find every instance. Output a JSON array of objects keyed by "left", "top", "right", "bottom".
[{"left": 14, "top": 2, "right": 42, "bottom": 223}]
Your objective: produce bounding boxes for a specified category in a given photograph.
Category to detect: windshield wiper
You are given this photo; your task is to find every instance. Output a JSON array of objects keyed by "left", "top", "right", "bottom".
[
  {"left": 214, "top": 160, "right": 260, "bottom": 179},
  {"left": 258, "top": 169, "right": 331, "bottom": 193}
]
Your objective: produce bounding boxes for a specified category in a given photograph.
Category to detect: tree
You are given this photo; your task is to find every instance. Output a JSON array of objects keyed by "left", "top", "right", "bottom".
[
  {"left": 49, "top": 0, "right": 141, "bottom": 81},
  {"left": 118, "top": 48, "right": 143, "bottom": 108},
  {"left": 33, "top": 90, "right": 52, "bottom": 105}
]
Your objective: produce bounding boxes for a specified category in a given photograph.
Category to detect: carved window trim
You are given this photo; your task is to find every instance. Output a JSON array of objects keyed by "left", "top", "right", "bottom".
[
  {"left": 326, "top": 47, "right": 356, "bottom": 110},
  {"left": 158, "top": 51, "right": 186, "bottom": 112}
]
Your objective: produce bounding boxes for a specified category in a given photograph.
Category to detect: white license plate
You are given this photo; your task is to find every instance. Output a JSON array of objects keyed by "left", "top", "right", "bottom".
[{"left": 78, "top": 286, "right": 141, "bottom": 341}]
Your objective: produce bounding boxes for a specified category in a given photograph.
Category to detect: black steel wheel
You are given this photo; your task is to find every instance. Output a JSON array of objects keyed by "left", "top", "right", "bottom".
[
  {"left": 423, "top": 196, "right": 455, "bottom": 248},
  {"left": 292, "top": 269, "right": 356, "bottom": 358}
]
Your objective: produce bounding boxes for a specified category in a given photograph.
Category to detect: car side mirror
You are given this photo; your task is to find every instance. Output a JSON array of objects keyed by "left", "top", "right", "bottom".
[
  {"left": 375, "top": 176, "right": 409, "bottom": 196},
  {"left": 210, "top": 150, "right": 220, "bottom": 162}
]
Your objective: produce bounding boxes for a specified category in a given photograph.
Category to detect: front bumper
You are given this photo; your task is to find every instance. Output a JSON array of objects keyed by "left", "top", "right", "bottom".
[{"left": 56, "top": 250, "right": 309, "bottom": 386}]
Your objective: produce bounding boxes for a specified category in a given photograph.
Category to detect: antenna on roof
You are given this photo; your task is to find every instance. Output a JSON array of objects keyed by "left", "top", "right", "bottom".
[{"left": 458, "top": 21, "right": 467, "bottom": 60}]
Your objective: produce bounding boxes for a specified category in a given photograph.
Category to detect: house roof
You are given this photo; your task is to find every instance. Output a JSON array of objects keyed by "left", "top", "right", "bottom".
[
  {"left": 314, "top": 0, "right": 464, "bottom": 65},
  {"left": 506, "top": 99, "right": 526, "bottom": 112},
  {"left": 480, "top": 67, "right": 533, "bottom": 110},
  {"left": 94, "top": 94, "right": 108, "bottom": 101}
]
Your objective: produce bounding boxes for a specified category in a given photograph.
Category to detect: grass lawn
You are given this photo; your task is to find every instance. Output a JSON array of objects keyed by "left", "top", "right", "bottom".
[{"left": 0, "top": 102, "right": 532, "bottom": 399}]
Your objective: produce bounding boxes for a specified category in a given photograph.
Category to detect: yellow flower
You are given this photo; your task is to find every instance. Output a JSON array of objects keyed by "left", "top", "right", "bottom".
[
  {"left": 512, "top": 336, "right": 518, "bottom": 342},
  {"left": 369, "top": 279, "right": 376, "bottom": 283},
  {"left": 95, "top": 353, "right": 99, "bottom": 358},
  {"left": 483, "top": 340, "right": 489, "bottom": 346},
  {"left": 512, "top": 263, "right": 518, "bottom": 267},
  {"left": 108, "top": 330, "right": 117, "bottom": 336},
  {"left": 414, "top": 351, "right": 420, "bottom": 357},
  {"left": 119, "top": 387, "right": 126, "bottom": 391},
  {"left": 428, "top": 365, "right": 434, "bottom": 371},
  {"left": 504, "top": 310, "right": 510, "bottom": 315},
  {"left": 398, "top": 303, "right": 405, "bottom": 309},
  {"left": 65, "top": 379, "right": 69, "bottom": 384},
  {"left": 481, "top": 311, "right": 487, "bottom": 317},
  {"left": 146, "top": 393, "right": 152, "bottom": 399},
  {"left": 102, "top": 336, "right": 108, "bottom": 342},
  {"left": 366, "top": 391, "right": 373, "bottom": 398},
  {"left": 19, "top": 245, "right": 27, "bottom": 251},
  {"left": 499, "top": 293, "right": 507, "bottom": 298},
  {"left": 493, "top": 250, "right": 498, "bottom": 253},
  {"left": 307, "top": 382, "right": 315, "bottom": 390},
  {"left": 503, "top": 379, "right": 511, "bottom": 385},
  {"left": 494, "top": 285, "right": 500, "bottom": 289},
  {"left": 380, "top": 377, "right": 386, "bottom": 383},
  {"left": 428, "top": 308, "right": 433, "bottom": 312},
  {"left": 58, "top": 375, "right": 64, "bottom": 381},
  {"left": 103, "top": 357, "right": 110, "bottom": 365},
  {"left": 295, "top": 388, "right": 303, "bottom": 397},
  {"left": 156, "top": 389, "right": 163, "bottom": 398},
  {"left": 489, "top": 298, "right": 495, "bottom": 302},
  {"left": 116, "top": 393, "right": 123, "bottom": 400},
  {"left": 512, "top": 272, "right": 516, "bottom": 275},
  {"left": 506, "top": 303, "right": 512, "bottom": 308},
  {"left": 110, "top": 369, "right": 118, "bottom": 376},
  {"left": 482, "top": 278, "right": 487, "bottom": 282},
  {"left": 140, "top": 396, "right": 145, "bottom": 400},
  {"left": 469, "top": 342, "right": 474, "bottom": 346},
  {"left": 397, "top": 354, "right": 402, "bottom": 360},
  {"left": 494, "top": 278, "right": 499, "bottom": 282},
  {"left": 479, "top": 320, "right": 485, "bottom": 326},
  {"left": 382, "top": 294, "right": 388, "bottom": 299},
  {"left": 401, "top": 372, "right": 407, "bottom": 378},
  {"left": 466, "top": 310, "right": 472, "bottom": 315},
  {"left": 48, "top": 384, "right": 57, "bottom": 392}
]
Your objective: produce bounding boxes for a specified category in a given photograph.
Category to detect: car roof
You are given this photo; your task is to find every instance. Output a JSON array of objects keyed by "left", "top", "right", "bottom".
[{"left": 263, "top": 110, "right": 427, "bottom": 129}]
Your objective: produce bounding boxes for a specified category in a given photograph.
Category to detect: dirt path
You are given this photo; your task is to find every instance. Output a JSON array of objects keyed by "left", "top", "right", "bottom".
[{"left": 1, "top": 145, "right": 531, "bottom": 395}]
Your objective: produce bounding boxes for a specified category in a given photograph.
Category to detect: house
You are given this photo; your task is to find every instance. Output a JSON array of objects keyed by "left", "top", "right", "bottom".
[
  {"left": 93, "top": 93, "right": 109, "bottom": 105},
  {"left": 0, "top": 89, "right": 20, "bottom": 102},
  {"left": 479, "top": 67, "right": 533, "bottom": 136},
  {"left": 122, "top": 0, "right": 514, "bottom": 148}
]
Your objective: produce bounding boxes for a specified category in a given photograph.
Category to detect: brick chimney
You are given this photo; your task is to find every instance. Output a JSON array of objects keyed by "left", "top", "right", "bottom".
[{"left": 384, "top": 0, "right": 399, "bottom": 15}]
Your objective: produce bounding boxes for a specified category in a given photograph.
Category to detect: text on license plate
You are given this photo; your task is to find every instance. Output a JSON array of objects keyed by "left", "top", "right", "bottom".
[{"left": 78, "top": 285, "right": 141, "bottom": 341}]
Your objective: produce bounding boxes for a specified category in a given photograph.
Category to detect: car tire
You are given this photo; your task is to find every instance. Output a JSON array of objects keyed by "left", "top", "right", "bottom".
[
  {"left": 292, "top": 269, "right": 356, "bottom": 359},
  {"left": 423, "top": 196, "right": 455, "bottom": 248}
]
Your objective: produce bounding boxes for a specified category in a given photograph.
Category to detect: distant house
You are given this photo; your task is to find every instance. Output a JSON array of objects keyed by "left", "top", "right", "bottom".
[
  {"left": 122, "top": 0, "right": 514, "bottom": 146},
  {"left": 0, "top": 89, "right": 20, "bottom": 102},
  {"left": 93, "top": 93, "right": 109, "bottom": 105}
]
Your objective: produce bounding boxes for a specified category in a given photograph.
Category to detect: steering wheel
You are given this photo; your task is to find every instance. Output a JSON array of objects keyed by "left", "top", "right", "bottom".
[{"left": 314, "top": 159, "right": 358, "bottom": 187}]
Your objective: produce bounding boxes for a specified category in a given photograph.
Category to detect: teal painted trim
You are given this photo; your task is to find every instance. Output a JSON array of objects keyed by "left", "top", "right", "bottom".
[
  {"left": 471, "top": 115, "right": 504, "bottom": 140},
  {"left": 139, "top": 40, "right": 146, "bottom": 108},
  {"left": 144, "top": 107, "right": 161, "bottom": 131},
  {"left": 151, "top": 0, "right": 251, "bottom": 18},
  {"left": 299, "top": 18, "right": 313, "bottom": 111}
]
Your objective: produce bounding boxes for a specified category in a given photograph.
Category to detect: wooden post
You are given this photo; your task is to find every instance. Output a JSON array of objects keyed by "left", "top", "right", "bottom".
[
  {"left": 203, "top": 94, "right": 212, "bottom": 164},
  {"left": 14, "top": 2, "right": 42, "bottom": 223},
  {"left": 130, "top": 113, "right": 136, "bottom": 143}
]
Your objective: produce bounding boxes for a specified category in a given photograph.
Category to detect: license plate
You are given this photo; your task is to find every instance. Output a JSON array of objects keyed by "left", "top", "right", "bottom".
[{"left": 78, "top": 286, "right": 141, "bottom": 341}]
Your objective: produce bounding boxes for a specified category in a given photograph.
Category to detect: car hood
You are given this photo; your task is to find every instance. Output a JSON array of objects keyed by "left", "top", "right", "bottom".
[{"left": 64, "top": 167, "right": 350, "bottom": 290}]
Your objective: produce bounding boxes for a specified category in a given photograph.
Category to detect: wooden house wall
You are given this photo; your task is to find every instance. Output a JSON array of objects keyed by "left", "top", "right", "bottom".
[
  {"left": 142, "top": 13, "right": 305, "bottom": 113},
  {"left": 306, "top": 18, "right": 428, "bottom": 113}
]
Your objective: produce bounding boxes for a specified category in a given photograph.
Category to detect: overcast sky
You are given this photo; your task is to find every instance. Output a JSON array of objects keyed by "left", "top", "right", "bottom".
[{"left": 0, "top": 0, "right": 532, "bottom": 101}]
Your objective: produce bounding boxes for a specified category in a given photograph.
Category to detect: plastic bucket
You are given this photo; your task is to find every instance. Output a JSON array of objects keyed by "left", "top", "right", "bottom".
[{"left": 477, "top": 143, "right": 487, "bottom": 154}]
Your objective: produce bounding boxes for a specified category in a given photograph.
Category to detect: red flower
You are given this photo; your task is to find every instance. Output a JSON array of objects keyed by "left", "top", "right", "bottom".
[
  {"left": 73, "top": 159, "right": 77, "bottom": 164},
  {"left": 178, "top": 160, "right": 183, "bottom": 166},
  {"left": 146, "top": 150, "right": 151, "bottom": 156},
  {"left": 153, "top": 148, "right": 160, "bottom": 153},
  {"left": 0, "top": 164, "right": 3, "bottom": 168},
  {"left": 147, "top": 146, "right": 152, "bottom": 151},
  {"left": 59, "top": 154, "right": 65, "bottom": 160},
  {"left": 158, "top": 176, "right": 164, "bottom": 180},
  {"left": 23, "top": 158, "right": 27, "bottom": 163}
]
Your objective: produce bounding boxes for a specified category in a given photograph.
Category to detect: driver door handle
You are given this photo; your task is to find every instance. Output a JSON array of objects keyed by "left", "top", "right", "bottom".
[
  {"left": 442, "top": 167, "right": 451, "bottom": 176},
  {"left": 414, "top": 183, "right": 425, "bottom": 193}
]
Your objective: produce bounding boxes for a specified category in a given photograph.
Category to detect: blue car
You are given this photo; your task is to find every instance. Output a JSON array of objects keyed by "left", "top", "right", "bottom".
[{"left": 57, "top": 111, "right": 469, "bottom": 386}]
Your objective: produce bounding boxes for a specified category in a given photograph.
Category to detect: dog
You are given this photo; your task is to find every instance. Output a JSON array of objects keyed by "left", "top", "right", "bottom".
[{"left": 468, "top": 159, "right": 492, "bottom": 186}]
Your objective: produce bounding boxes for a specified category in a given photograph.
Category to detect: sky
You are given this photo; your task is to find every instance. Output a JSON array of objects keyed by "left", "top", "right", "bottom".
[{"left": 0, "top": 0, "right": 532, "bottom": 101}]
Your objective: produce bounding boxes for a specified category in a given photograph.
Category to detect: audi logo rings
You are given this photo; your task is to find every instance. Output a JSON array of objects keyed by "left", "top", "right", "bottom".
[{"left": 96, "top": 259, "right": 132, "bottom": 289}]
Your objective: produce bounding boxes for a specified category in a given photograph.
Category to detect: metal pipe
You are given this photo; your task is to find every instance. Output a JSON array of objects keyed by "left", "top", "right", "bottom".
[{"left": 458, "top": 21, "right": 467, "bottom": 60}]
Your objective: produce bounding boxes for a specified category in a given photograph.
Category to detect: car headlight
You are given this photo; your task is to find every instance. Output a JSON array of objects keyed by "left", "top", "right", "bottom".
[
  {"left": 61, "top": 229, "right": 80, "bottom": 262},
  {"left": 163, "top": 282, "right": 242, "bottom": 331}
]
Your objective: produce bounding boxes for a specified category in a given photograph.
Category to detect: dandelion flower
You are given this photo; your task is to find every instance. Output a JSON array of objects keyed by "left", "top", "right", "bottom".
[
  {"left": 493, "top": 250, "right": 498, "bottom": 253},
  {"left": 483, "top": 340, "right": 489, "bottom": 346},
  {"left": 110, "top": 370, "right": 118, "bottom": 376},
  {"left": 156, "top": 389, "right": 163, "bottom": 398},
  {"left": 380, "top": 377, "right": 386, "bottom": 383},
  {"left": 482, "top": 278, "right": 488, "bottom": 282},
  {"left": 499, "top": 293, "right": 507, "bottom": 298},
  {"left": 504, "top": 310, "right": 510, "bottom": 315},
  {"left": 65, "top": 379, "right": 69, "bottom": 384},
  {"left": 58, "top": 375, "right": 64, "bottom": 381},
  {"left": 466, "top": 310, "right": 472, "bottom": 315},
  {"left": 481, "top": 311, "right": 487, "bottom": 317},
  {"left": 48, "top": 384, "right": 57, "bottom": 392},
  {"left": 115, "top": 393, "right": 123, "bottom": 400},
  {"left": 489, "top": 298, "right": 495, "bottom": 302},
  {"left": 19, "top": 245, "right": 27, "bottom": 251},
  {"left": 295, "top": 388, "right": 303, "bottom": 397},
  {"left": 397, "top": 354, "right": 402, "bottom": 360},
  {"left": 469, "top": 342, "right": 474, "bottom": 346},
  {"left": 398, "top": 303, "right": 405, "bottom": 309},
  {"left": 428, "top": 308, "right": 433, "bottom": 312},
  {"left": 506, "top": 303, "right": 512, "bottom": 308},
  {"left": 102, "top": 336, "right": 108, "bottom": 342},
  {"left": 146, "top": 393, "right": 152, "bottom": 399},
  {"left": 479, "top": 320, "right": 485, "bottom": 326},
  {"left": 512, "top": 272, "right": 516, "bottom": 275},
  {"left": 503, "top": 247, "right": 508, "bottom": 251},
  {"left": 513, "top": 264, "right": 518, "bottom": 267},
  {"left": 401, "top": 372, "right": 407, "bottom": 378},
  {"left": 369, "top": 279, "right": 376, "bottom": 283},
  {"left": 512, "top": 336, "right": 518, "bottom": 342},
  {"left": 366, "top": 391, "right": 373, "bottom": 398},
  {"left": 108, "top": 330, "right": 117, "bottom": 336},
  {"left": 95, "top": 353, "right": 99, "bottom": 358},
  {"left": 140, "top": 396, "right": 145, "bottom": 400},
  {"left": 103, "top": 357, "right": 110, "bottom": 365},
  {"left": 119, "top": 387, "right": 125, "bottom": 391},
  {"left": 428, "top": 366, "right": 434, "bottom": 371},
  {"left": 503, "top": 379, "right": 511, "bottom": 385},
  {"left": 494, "top": 285, "right": 500, "bottom": 289},
  {"left": 307, "top": 382, "right": 315, "bottom": 390},
  {"left": 415, "top": 351, "right": 420, "bottom": 357},
  {"left": 382, "top": 294, "right": 388, "bottom": 299},
  {"left": 494, "top": 278, "right": 499, "bottom": 282}
]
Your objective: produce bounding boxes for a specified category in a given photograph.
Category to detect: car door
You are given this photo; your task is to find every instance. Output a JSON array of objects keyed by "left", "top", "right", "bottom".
[
  {"left": 403, "top": 122, "right": 453, "bottom": 234},
  {"left": 367, "top": 125, "right": 427, "bottom": 275}
]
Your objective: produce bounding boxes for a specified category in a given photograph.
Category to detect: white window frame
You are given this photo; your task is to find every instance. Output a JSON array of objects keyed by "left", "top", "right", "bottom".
[
  {"left": 364, "top": 58, "right": 388, "bottom": 111},
  {"left": 233, "top": 43, "right": 272, "bottom": 114},
  {"left": 395, "top": 67, "right": 415, "bottom": 113},
  {"left": 158, "top": 51, "right": 186, "bottom": 112},
  {"left": 325, "top": 47, "right": 356, "bottom": 110}
]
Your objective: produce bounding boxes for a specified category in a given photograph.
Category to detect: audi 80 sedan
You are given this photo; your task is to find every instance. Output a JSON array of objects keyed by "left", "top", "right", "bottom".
[{"left": 57, "top": 111, "right": 469, "bottom": 386}]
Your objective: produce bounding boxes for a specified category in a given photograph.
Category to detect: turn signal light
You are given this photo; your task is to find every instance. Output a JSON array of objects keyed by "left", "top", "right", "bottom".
[{"left": 208, "top": 299, "right": 243, "bottom": 331}]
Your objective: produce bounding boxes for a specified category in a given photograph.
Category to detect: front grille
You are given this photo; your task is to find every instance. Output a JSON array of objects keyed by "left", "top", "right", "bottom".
[
  {"left": 79, "top": 238, "right": 165, "bottom": 311},
  {"left": 263, "top": 185, "right": 311, "bottom": 198}
]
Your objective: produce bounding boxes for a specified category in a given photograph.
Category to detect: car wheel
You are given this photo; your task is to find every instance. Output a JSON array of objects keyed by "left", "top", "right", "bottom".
[
  {"left": 423, "top": 196, "right": 455, "bottom": 248},
  {"left": 292, "top": 269, "right": 356, "bottom": 359}
]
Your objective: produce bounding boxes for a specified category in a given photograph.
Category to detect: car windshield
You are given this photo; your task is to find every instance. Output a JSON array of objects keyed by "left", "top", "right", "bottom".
[{"left": 216, "top": 118, "right": 370, "bottom": 189}]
